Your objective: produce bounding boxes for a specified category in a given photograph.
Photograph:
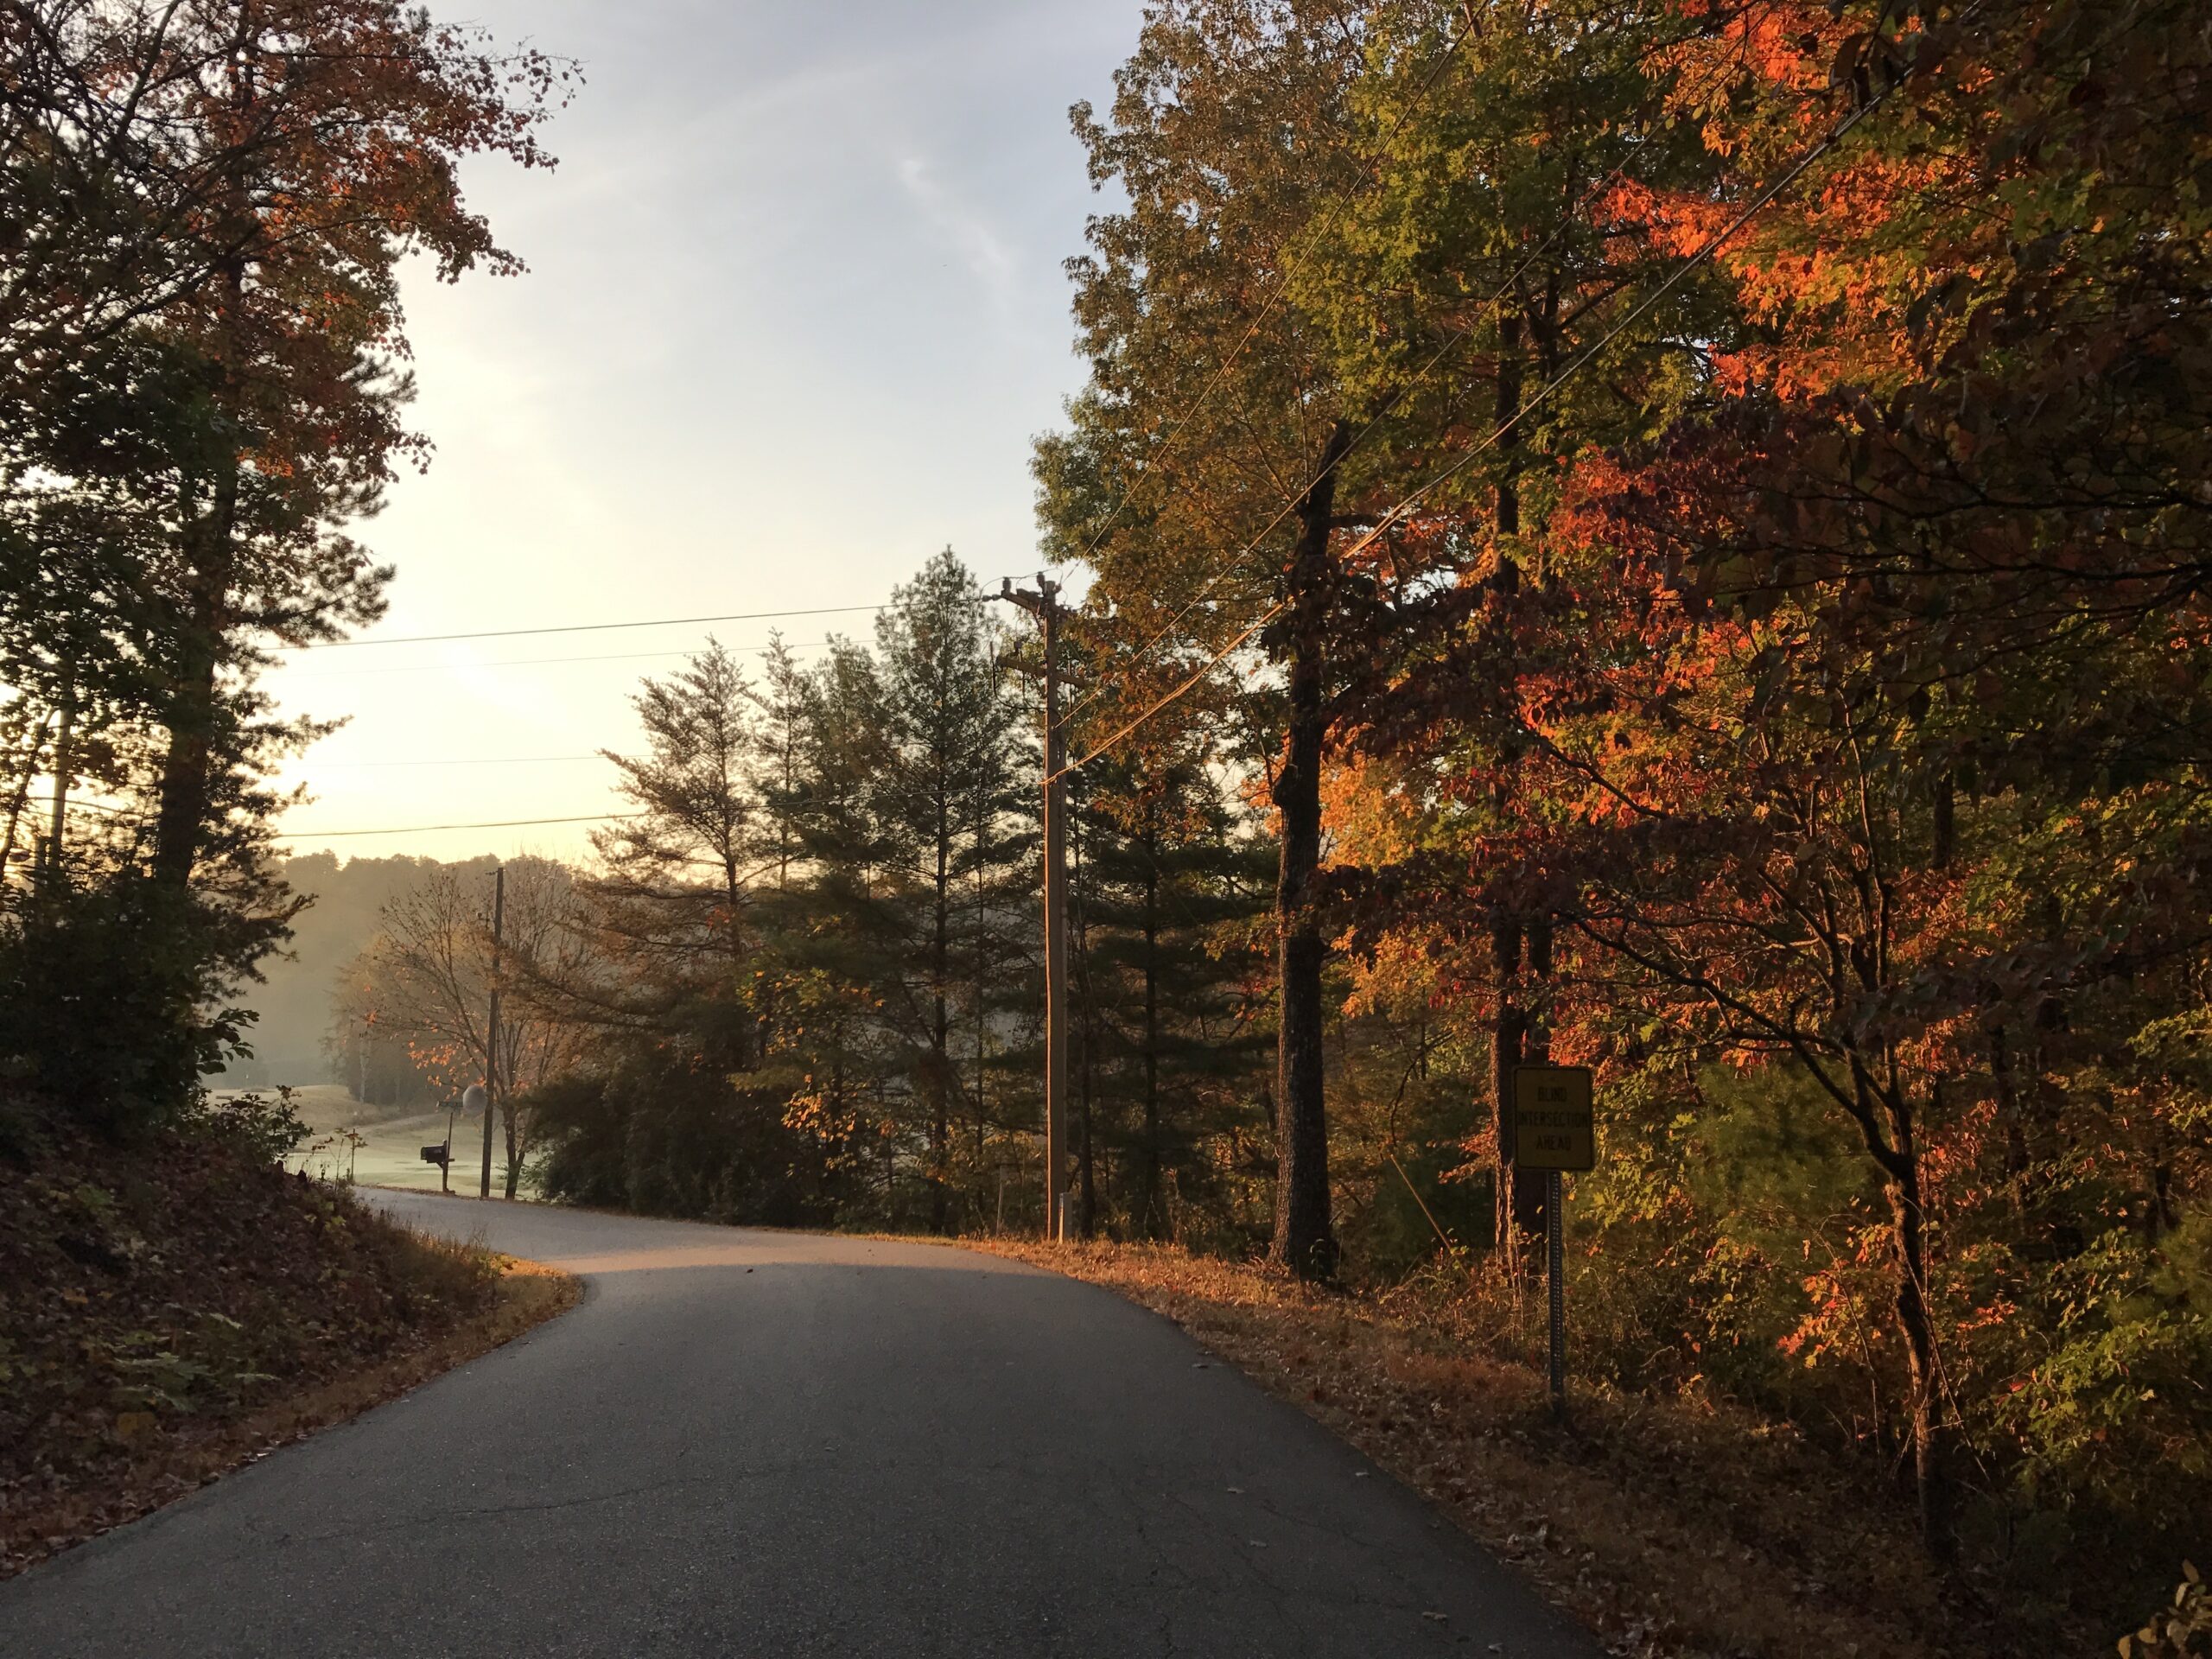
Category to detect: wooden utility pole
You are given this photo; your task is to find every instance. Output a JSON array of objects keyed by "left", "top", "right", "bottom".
[
  {"left": 479, "top": 863, "right": 505, "bottom": 1200},
  {"left": 41, "top": 681, "right": 75, "bottom": 876},
  {"left": 3, "top": 715, "right": 52, "bottom": 883},
  {"left": 998, "top": 576, "right": 1071, "bottom": 1243},
  {"left": 1271, "top": 420, "right": 1354, "bottom": 1280}
]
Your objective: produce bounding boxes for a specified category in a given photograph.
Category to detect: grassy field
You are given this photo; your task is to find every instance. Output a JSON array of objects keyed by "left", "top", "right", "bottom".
[{"left": 209, "top": 1085, "right": 512, "bottom": 1195}]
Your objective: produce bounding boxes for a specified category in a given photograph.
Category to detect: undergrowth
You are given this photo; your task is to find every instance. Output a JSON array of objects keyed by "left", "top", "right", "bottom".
[{"left": 0, "top": 1103, "right": 499, "bottom": 1544}]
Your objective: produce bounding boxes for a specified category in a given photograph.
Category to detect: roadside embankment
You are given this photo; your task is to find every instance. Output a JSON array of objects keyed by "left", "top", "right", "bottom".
[{"left": 1, "top": 1120, "right": 576, "bottom": 1578}]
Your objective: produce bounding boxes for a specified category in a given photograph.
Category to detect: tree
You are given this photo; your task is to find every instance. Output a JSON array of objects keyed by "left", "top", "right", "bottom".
[
  {"left": 1037, "top": 0, "right": 1376, "bottom": 1274},
  {"left": 1069, "top": 736, "right": 1274, "bottom": 1242},
  {"left": 354, "top": 858, "right": 588, "bottom": 1197},
  {"left": 0, "top": 0, "right": 569, "bottom": 1127},
  {"left": 518, "top": 560, "right": 1038, "bottom": 1230},
  {"left": 862, "top": 551, "right": 1029, "bottom": 1232},
  {"left": 593, "top": 639, "right": 768, "bottom": 1067}
]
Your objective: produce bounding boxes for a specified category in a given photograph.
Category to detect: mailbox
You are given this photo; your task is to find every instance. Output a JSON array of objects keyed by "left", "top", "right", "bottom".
[{"left": 420, "top": 1144, "right": 450, "bottom": 1166}]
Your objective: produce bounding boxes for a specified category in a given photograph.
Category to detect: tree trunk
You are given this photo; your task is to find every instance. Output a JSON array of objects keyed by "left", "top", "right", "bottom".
[
  {"left": 930, "top": 811, "right": 951, "bottom": 1234},
  {"left": 734, "top": 858, "right": 760, "bottom": 1079},
  {"left": 1140, "top": 817, "right": 1165, "bottom": 1240},
  {"left": 1885, "top": 1154, "right": 1952, "bottom": 1559},
  {"left": 155, "top": 461, "right": 238, "bottom": 893},
  {"left": 1491, "top": 917, "right": 1526, "bottom": 1265},
  {"left": 1517, "top": 918, "right": 1552, "bottom": 1242},
  {"left": 1270, "top": 420, "right": 1352, "bottom": 1279},
  {"left": 1078, "top": 1067, "right": 1097, "bottom": 1240},
  {"left": 1071, "top": 799, "right": 1097, "bottom": 1240},
  {"left": 1844, "top": 1065, "right": 1952, "bottom": 1561},
  {"left": 2, "top": 714, "right": 52, "bottom": 881}
]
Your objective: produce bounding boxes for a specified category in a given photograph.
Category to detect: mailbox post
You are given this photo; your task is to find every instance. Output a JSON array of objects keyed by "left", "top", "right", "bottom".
[{"left": 1512, "top": 1065, "right": 1596, "bottom": 1418}]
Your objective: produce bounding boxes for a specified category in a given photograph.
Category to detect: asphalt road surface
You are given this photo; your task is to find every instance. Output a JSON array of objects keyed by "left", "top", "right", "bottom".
[{"left": 3, "top": 1194, "right": 1604, "bottom": 1658}]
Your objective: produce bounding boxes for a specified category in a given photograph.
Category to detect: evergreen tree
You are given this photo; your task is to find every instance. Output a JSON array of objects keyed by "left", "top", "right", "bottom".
[
  {"left": 1071, "top": 742, "right": 1273, "bottom": 1242},
  {"left": 862, "top": 551, "right": 1030, "bottom": 1232}
]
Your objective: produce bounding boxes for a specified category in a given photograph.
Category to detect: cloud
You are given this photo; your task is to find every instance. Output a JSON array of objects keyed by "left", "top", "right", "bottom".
[{"left": 894, "top": 152, "right": 1020, "bottom": 314}]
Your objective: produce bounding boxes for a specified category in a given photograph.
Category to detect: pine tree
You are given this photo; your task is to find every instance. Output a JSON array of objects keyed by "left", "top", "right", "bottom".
[
  {"left": 864, "top": 551, "right": 1030, "bottom": 1232},
  {"left": 1071, "top": 742, "right": 1273, "bottom": 1242}
]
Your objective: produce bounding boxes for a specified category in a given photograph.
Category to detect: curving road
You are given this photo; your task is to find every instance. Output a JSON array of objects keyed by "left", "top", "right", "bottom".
[{"left": 3, "top": 1193, "right": 1601, "bottom": 1658}]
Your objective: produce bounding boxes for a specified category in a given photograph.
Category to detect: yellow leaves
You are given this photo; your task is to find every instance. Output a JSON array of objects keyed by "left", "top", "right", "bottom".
[{"left": 1321, "top": 752, "right": 1422, "bottom": 868}]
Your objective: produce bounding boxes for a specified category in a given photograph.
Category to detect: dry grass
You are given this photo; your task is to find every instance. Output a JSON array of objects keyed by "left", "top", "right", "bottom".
[
  {"left": 2, "top": 1247, "right": 575, "bottom": 1579},
  {"left": 969, "top": 1238, "right": 2060, "bottom": 1659},
  {"left": 1, "top": 1120, "right": 582, "bottom": 1582}
]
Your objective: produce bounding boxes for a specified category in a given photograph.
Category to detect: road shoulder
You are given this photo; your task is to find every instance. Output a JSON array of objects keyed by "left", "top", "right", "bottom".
[{"left": 964, "top": 1236, "right": 1986, "bottom": 1659}]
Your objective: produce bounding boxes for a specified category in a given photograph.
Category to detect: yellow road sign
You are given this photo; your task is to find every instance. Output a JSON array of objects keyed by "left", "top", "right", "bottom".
[{"left": 1512, "top": 1065, "right": 1595, "bottom": 1172}]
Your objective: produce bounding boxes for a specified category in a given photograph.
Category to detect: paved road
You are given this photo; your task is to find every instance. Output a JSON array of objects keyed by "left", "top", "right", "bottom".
[{"left": 3, "top": 1195, "right": 1602, "bottom": 1658}]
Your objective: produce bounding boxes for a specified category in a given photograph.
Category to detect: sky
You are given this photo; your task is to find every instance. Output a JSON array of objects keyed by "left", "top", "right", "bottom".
[{"left": 266, "top": 0, "right": 1139, "bottom": 865}]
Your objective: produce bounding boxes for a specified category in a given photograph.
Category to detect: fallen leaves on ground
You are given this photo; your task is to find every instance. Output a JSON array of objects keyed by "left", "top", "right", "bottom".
[
  {"left": 1, "top": 1126, "right": 579, "bottom": 1578},
  {"left": 972, "top": 1238, "right": 2065, "bottom": 1659}
]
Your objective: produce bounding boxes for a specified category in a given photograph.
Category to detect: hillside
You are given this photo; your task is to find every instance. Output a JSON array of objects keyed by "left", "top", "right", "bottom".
[
  {"left": 0, "top": 1102, "right": 569, "bottom": 1576},
  {"left": 216, "top": 854, "right": 496, "bottom": 1090}
]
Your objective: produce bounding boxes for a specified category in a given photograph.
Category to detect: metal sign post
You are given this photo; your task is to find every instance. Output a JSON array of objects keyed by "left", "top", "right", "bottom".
[
  {"left": 1547, "top": 1170, "right": 1565, "bottom": 1411},
  {"left": 1513, "top": 1065, "right": 1596, "bottom": 1419}
]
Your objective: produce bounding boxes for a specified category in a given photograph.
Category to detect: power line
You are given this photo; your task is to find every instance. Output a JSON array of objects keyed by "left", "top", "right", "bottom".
[
  {"left": 275, "top": 811, "right": 648, "bottom": 841},
  {"left": 278, "top": 604, "right": 886, "bottom": 652},
  {"left": 1058, "top": 15, "right": 1480, "bottom": 575},
  {"left": 1060, "top": 166, "right": 1622, "bottom": 731},
  {"left": 1057, "top": 598, "right": 1288, "bottom": 784},
  {"left": 276, "top": 639, "right": 832, "bottom": 679},
  {"left": 290, "top": 753, "right": 606, "bottom": 769},
  {"left": 1055, "top": 74, "right": 1908, "bottom": 782},
  {"left": 1337, "top": 89, "right": 1898, "bottom": 562},
  {"left": 249, "top": 588, "right": 1014, "bottom": 836}
]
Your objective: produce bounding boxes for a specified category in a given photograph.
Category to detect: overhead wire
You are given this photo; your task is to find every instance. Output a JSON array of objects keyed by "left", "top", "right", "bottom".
[
  {"left": 1051, "top": 69, "right": 1912, "bottom": 783},
  {"left": 294, "top": 753, "right": 605, "bottom": 769},
  {"left": 1054, "top": 10, "right": 1483, "bottom": 577},
  {"left": 277, "top": 639, "right": 832, "bottom": 679},
  {"left": 43, "top": 797, "right": 646, "bottom": 841},
  {"left": 277, "top": 604, "right": 884, "bottom": 652},
  {"left": 260, "top": 591, "right": 1006, "bottom": 838},
  {"left": 1058, "top": 163, "right": 1625, "bottom": 733}
]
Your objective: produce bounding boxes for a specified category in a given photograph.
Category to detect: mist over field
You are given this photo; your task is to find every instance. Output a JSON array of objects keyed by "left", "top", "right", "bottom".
[{"left": 215, "top": 854, "right": 499, "bottom": 1094}]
